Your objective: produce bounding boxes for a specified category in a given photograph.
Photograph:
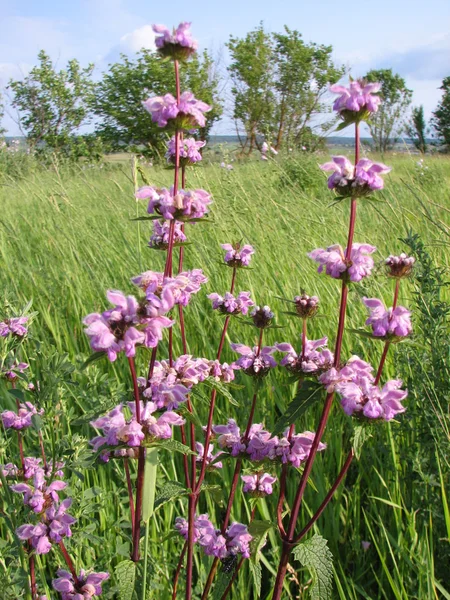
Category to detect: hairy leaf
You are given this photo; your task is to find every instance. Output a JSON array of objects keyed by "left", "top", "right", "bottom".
[
  {"left": 147, "top": 439, "right": 195, "bottom": 455},
  {"left": 115, "top": 560, "right": 136, "bottom": 600},
  {"left": 273, "top": 381, "right": 324, "bottom": 436},
  {"left": 154, "top": 481, "right": 187, "bottom": 510},
  {"left": 352, "top": 424, "right": 373, "bottom": 460},
  {"left": 293, "top": 534, "right": 333, "bottom": 600}
]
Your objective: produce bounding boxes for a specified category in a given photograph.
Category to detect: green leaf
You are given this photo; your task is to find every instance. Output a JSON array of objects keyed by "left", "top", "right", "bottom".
[
  {"left": 335, "top": 121, "right": 351, "bottom": 132},
  {"left": 80, "top": 351, "right": 107, "bottom": 370},
  {"left": 31, "top": 414, "right": 43, "bottom": 431},
  {"left": 273, "top": 381, "right": 324, "bottom": 436},
  {"left": 352, "top": 424, "right": 373, "bottom": 460},
  {"left": 347, "top": 328, "right": 379, "bottom": 340},
  {"left": 212, "top": 557, "right": 238, "bottom": 599},
  {"left": 147, "top": 438, "right": 195, "bottom": 455},
  {"left": 293, "top": 534, "right": 333, "bottom": 600},
  {"left": 249, "top": 520, "right": 274, "bottom": 556},
  {"left": 177, "top": 404, "right": 203, "bottom": 428},
  {"left": 202, "top": 378, "right": 239, "bottom": 407},
  {"left": 8, "top": 389, "right": 25, "bottom": 402},
  {"left": 114, "top": 560, "right": 136, "bottom": 600},
  {"left": 130, "top": 215, "right": 160, "bottom": 221},
  {"left": 142, "top": 448, "right": 158, "bottom": 522},
  {"left": 200, "top": 483, "right": 224, "bottom": 506},
  {"left": 249, "top": 560, "right": 262, "bottom": 597},
  {"left": 154, "top": 481, "right": 188, "bottom": 510}
]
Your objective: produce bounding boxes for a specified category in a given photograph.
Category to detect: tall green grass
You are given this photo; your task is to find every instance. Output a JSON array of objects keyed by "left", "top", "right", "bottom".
[{"left": 0, "top": 151, "right": 449, "bottom": 599}]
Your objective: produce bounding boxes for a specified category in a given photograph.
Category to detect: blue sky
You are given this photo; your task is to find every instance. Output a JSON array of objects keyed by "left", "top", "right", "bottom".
[{"left": 1, "top": 0, "right": 450, "bottom": 135}]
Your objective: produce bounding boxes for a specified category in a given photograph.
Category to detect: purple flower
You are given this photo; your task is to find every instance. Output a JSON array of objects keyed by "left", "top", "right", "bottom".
[
  {"left": 226, "top": 522, "right": 253, "bottom": 558},
  {"left": 275, "top": 336, "right": 334, "bottom": 376},
  {"left": 207, "top": 291, "right": 254, "bottom": 315},
  {"left": 16, "top": 499, "right": 76, "bottom": 554},
  {"left": 319, "top": 355, "right": 374, "bottom": 393},
  {"left": 385, "top": 253, "right": 415, "bottom": 278},
  {"left": 2, "top": 360, "right": 29, "bottom": 382},
  {"left": 363, "top": 297, "right": 412, "bottom": 338},
  {"left": 1, "top": 401, "right": 43, "bottom": 430},
  {"left": 242, "top": 472, "right": 277, "bottom": 496},
  {"left": 142, "top": 91, "right": 211, "bottom": 129},
  {"left": 129, "top": 401, "right": 185, "bottom": 439},
  {"left": 320, "top": 156, "right": 391, "bottom": 197},
  {"left": 208, "top": 360, "right": 236, "bottom": 383},
  {"left": 336, "top": 378, "right": 407, "bottom": 421},
  {"left": 11, "top": 471, "right": 66, "bottom": 513},
  {"left": 137, "top": 186, "right": 212, "bottom": 221},
  {"left": 309, "top": 243, "right": 376, "bottom": 283},
  {"left": 246, "top": 424, "right": 278, "bottom": 461},
  {"left": 196, "top": 442, "right": 223, "bottom": 469},
  {"left": 250, "top": 305, "right": 274, "bottom": 328},
  {"left": 230, "top": 343, "right": 277, "bottom": 377},
  {"left": 52, "top": 568, "right": 109, "bottom": 599},
  {"left": 166, "top": 136, "right": 206, "bottom": 165},
  {"left": 0, "top": 316, "right": 28, "bottom": 337},
  {"left": 221, "top": 243, "right": 254, "bottom": 267},
  {"left": 153, "top": 22, "right": 198, "bottom": 61},
  {"left": 213, "top": 419, "right": 246, "bottom": 456},
  {"left": 293, "top": 294, "right": 319, "bottom": 318},
  {"left": 149, "top": 220, "right": 187, "bottom": 250},
  {"left": 330, "top": 80, "right": 382, "bottom": 116}
]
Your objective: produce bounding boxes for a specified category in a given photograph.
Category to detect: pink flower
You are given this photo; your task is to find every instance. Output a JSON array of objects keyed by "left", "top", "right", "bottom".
[
  {"left": 320, "top": 156, "right": 391, "bottom": 196},
  {"left": 149, "top": 220, "right": 187, "bottom": 250},
  {"left": 208, "top": 291, "right": 254, "bottom": 315},
  {"left": 330, "top": 80, "right": 382, "bottom": 115},
  {"left": 52, "top": 568, "right": 109, "bottom": 599},
  {"left": 309, "top": 243, "right": 376, "bottom": 282},
  {"left": 241, "top": 472, "right": 277, "bottom": 496},
  {"left": 275, "top": 337, "right": 334, "bottom": 375},
  {"left": 153, "top": 22, "right": 197, "bottom": 61},
  {"left": 196, "top": 442, "right": 223, "bottom": 469},
  {"left": 221, "top": 243, "right": 254, "bottom": 267},
  {"left": 385, "top": 253, "right": 415, "bottom": 278},
  {"left": 1, "top": 401, "right": 43, "bottom": 430},
  {"left": 137, "top": 186, "right": 212, "bottom": 221},
  {"left": 142, "top": 91, "right": 211, "bottom": 129},
  {"left": 0, "top": 316, "right": 28, "bottom": 337},
  {"left": 166, "top": 136, "right": 205, "bottom": 165},
  {"left": 230, "top": 343, "right": 277, "bottom": 377},
  {"left": 363, "top": 297, "right": 412, "bottom": 338}
]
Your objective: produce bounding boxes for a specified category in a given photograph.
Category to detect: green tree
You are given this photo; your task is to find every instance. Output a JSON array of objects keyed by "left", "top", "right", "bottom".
[
  {"left": 227, "top": 24, "right": 275, "bottom": 154},
  {"left": 8, "top": 50, "right": 95, "bottom": 158},
  {"left": 405, "top": 105, "right": 428, "bottom": 153},
  {"left": 0, "top": 92, "right": 5, "bottom": 138},
  {"left": 93, "top": 49, "right": 222, "bottom": 157},
  {"left": 364, "top": 68, "right": 412, "bottom": 152},
  {"left": 227, "top": 24, "right": 343, "bottom": 153},
  {"left": 433, "top": 76, "right": 450, "bottom": 151}
]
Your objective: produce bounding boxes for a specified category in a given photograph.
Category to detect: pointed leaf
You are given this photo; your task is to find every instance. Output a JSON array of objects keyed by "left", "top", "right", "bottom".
[
  {"left": 114, "top": 560, "right": 136, "bottom": 600},
  {"left": 142, "top": 448, "right": 158, "bottom": 522},
  {"left": 154, "top": 481, "right": 188, "bottom": 510},
  {"left": 292, "top": 534, "right": 333, "bottom": 600},
  {"left": 273, "top": 381, "right": 324, "bottom": 436},
  {"left": 352, "top": 424, "right": 373, "bottom": 460},
  {"left": 80, "top": 352, "right": 107, "bottom": 370},
  {"left": 147, "top": 438, "right": 195, "bottom": 455}
]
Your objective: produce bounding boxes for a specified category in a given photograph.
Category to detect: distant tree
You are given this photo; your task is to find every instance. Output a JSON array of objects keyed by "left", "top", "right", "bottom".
[
  {"left": 405, "top": 105, "right": 428, "bottom": 153},
  {"left": 93, "top": 49, "right": 222, "bottom": 157},
  {"left": 433, "top": 76, "right": 450, "bottom": 151},
  {"left": 8, "top": 50, "right": 95, "bottom": 158},
  {"left": 364, "top": 68, "right": 412, "bottom": 152},
  {"left": 272, "top": 27, "right": 344, "bottom": 150},
  {"left": 0, "top": 92, "right": 5, "bottom": 138},
  {"left": 227, "top": 24, "right": 343, "bottom": 153}
]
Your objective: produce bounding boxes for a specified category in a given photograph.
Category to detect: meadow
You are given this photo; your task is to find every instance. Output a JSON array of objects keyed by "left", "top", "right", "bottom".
[{"left": 0, "top": 148, "right": 449, "bottom": 599}]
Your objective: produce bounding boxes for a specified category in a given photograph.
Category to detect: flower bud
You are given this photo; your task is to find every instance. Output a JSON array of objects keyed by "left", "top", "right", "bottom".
[
  {"left": 293, "top": 294, "right": 319, "bottom": 318},
  {"left": 250, "top": 305, "right": 274, "bottom": 328},
  {"left": 385, "top": 253, "right": 415, "bottom": 278}
]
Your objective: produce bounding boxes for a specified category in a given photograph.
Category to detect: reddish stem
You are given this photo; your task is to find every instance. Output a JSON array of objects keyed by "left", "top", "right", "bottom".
[
  {"left": 29, "top": 550, "right": 37, "bottom": 599},
  {"left": 128, "top": 357, "right": 141, "bottom": 423},
  {"left": 172, "top": 542, "right": 187, "bottom": 600},
  {"left": 124, "top": 458, "right": 135, "bottom": 538},
  {"left": 59, "top": 541, "right": 79, "bottom": 583}
]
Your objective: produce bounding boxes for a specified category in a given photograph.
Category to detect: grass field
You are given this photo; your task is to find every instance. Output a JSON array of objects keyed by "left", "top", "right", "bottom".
[{"left": 0, "top": 150, "right": 449, "bottom": 599}]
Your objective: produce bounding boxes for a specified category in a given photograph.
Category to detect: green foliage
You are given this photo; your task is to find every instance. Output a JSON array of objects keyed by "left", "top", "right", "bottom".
[
  {"left": 405, "top": 105, "right": 428, "bottom": 154},
  {"left": 0, "top": 91, "right": 5, "bottom": 138},
  {"left": 227, "top": 24, "right": 343, "bottom": 153},
  {"left": 8, "top": 50, "right": 96, "bottom": 161},
  {"left": 114, "top": 560, "right": 136, "bottom": 600},
  {"left": 364, "top": 68, "right": 412, "bottom": 151},
  {"left": 93, "top": 49, "right": 222, "bottom": 157},
  {"left": 273, "top": 380, "right": 324, "bottom": 436},
  {"left": 278, "top": 153, "right": 326, "bottom": 190},
  {"left": 433, "top": 76, "right": 450, "bottom": 151},
  {"left": 293, "top": 534, "right": 333, "bottom": 600}
]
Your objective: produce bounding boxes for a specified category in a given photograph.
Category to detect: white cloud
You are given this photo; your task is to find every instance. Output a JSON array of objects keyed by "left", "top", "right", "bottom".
[{"left": 118, "top": 25, "right": 156, "bottom": 53}]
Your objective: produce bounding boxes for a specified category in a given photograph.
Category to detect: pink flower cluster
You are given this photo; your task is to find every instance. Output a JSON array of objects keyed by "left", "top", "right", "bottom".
[
  {"left": 142, "top": 92, "right": 210, "bottom": 129},
  {"left": 213, "top": 420, "right": 326, "bottom": 467},
  {"left": 149, "top": 220, "right": 187, "bottom": 250},
  {"left": 275, "top": 336, "right": 334, "bottom": 375},
  {"left": 83, "top": 290, "right": 173, "bottom": 362},
  {"left": 0, "top": 316, "right": 28, "bottom": 337},
  {"left": 241, "top": 472, "right": 277, "bottom": 496},
  {"left": 52, "top": 569, "right": 109, "bottom": 599},
  {"left": 166, "top": 136, "right": 205, "bottom": 165},
  {"left": 330, "top": 81, "right": 381, "bottom": 114},
  {"left": 90, "top": 402, "right": 185, "bottom": 453},
  {"left": 1, "top": 360, "right": 29, "bottom": 381},
  {"left": 208, "top": 291, "right": 254, "bottom": 315},
  {"left": 320, "top": 156, "right": 391, "bottom": 195},
  {"left": 221, "top": 243, "right": 254, "bottom": 267},
  {"left": 2, "top": 457, "right": 64, "bottom": 480},
  {"left": 136, "top": 186, "right": 212, "bottom": 221},
  {"left": 309, "top": 243, "right": 376, "bottom": 283},
  {"left": 11, "top": 469, "right": 66, "bottom": 514},
  {"left": 230, "top": 343, "right": 277, "bottom": 377},
  {"left": 293, "top": 294, "right": 319, "bottom": 318},
  {"left": 2, "top": 401, "right": 43, "bottom": 430},
  {"left": 319, "top": 356, "right": 407, "bottom": 420},
  {"left": 153, "top": 22, "right": 198, "bottom": 52},
  {"left": 16, "top": 498, "right": 76, "bottom": 554},
  {"left": 132, "top": 268, "right": 207, "bottom": 307},
  {"left": 196, "top": 442, "right": 223, "bottom": 469},
  {"left": 175, "top": 514, "right": 252, "bottom": 559},
  {"left": 363, "top": 298, "right": 412, "bottom": 338}
]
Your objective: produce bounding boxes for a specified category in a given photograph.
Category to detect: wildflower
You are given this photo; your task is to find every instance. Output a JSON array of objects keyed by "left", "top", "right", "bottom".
[
  {"left": 336, "top": 378, "right": 407, "bottom": 421},
  {"left": 213, "top": 419, "right": 246, "bottom": 456},
  {"left": 308, "top": 243, "right": 376, "bottom": 283},
  {"left": 11, "top": 472, "right": 67, "bottom": 513},
  {"left": 208, "top": 360, "right": 236, "bottom": 383},
  {"left": 319, "top": 355, "right": 374, "bottom": 394},
  {"left": 136, "top": 186, "right": 212, "bottom": 221},
  {"left": 0, "top": 316, "right": 28, "bottom": 337},
  {"left": 142, "top": 92, "right": 211, "bottom": 129},
  {"left": 221, "top": 243, "right": 255, "bottom": 267},
  {"left": 273, "top": 430, "right": 326, "bottom": 468},
  {"left": 166, "top": 136, "right": 205, "bottom": 165},
  {"left": 196, "top": 442, "right": 223, "bottom": 469},
  {"left": 320, "top": 156, "right": 391, "bottom": 197},
  {"left": 250, "top": 305, "right": 274, "bottom": 328},
  {"left": 226, "top": 522, "right": 252, "bottom": 558},
  {"left": 149, "top": 220, "right": 187, "bottom": 250},
  {"left": 230, "top": 343, "right": 277, "bottom": 378},
  {"left": 208, "top": 291, "right": 254, "bottom": 316},
  {"left": 128, "top": 401, "right": 185, "bottom": 439},
  {"left": 275, "top": 336, "right": 334, "bottom": 376},
  {"left": 16, "top": 499, "right": 76, "bottom": 554},
  {"left": 362, "top": 298, "right": 412, "bottom": 339},
  {"left": 293, "top": 294, "right": 319, "bottom": 318},
  {"left": 330, "top": 80, "right": 381, "bottom": 123},
  {"left": 153, "top": 22, "right": 198, "bottom": 61},
  {"left": 2, "top": 360, "right": 29, "bottom": 382},
  {"left": 246, "top": 424, "right": 279, "bottom": 460},
  {"left": 362, "top": 541, "right": 371, "bottom": 551},
  {"left": 2, "top": 402, "right": 43, "bottom": 430},
  {"left": 385, "top": 253, "right": 415, "bottom": 278},
  {"left": 52, "top": 568, "right": 109, "bottom": 599},
  {"left": 241, "top": 472, "right": 277, "bottom": 496}
]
